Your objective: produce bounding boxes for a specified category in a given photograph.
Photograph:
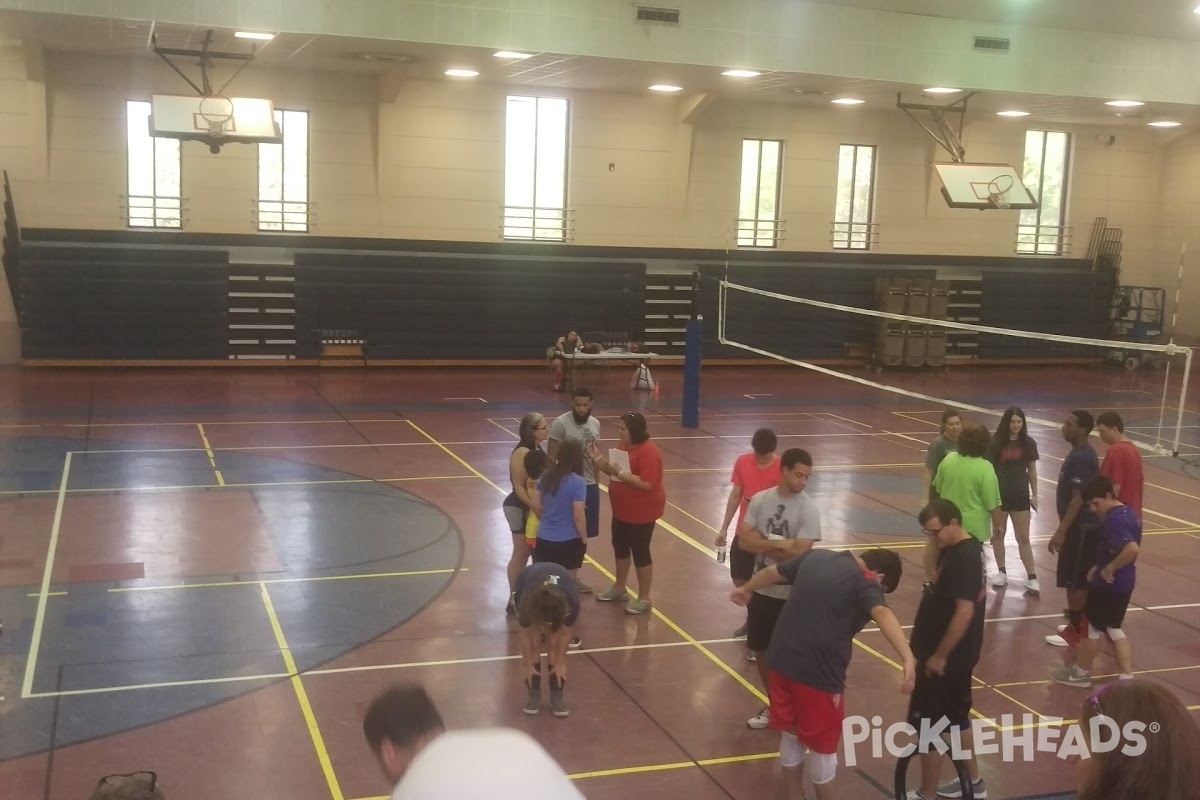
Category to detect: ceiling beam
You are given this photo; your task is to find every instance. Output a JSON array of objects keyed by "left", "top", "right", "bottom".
[{"left": 679, "top": 92, "right": 715, "bottom": 125}]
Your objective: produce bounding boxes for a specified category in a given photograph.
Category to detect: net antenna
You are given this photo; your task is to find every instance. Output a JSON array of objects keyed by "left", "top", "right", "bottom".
[{"left": 896, "top": 91, "right": 978, "bottom": 162}]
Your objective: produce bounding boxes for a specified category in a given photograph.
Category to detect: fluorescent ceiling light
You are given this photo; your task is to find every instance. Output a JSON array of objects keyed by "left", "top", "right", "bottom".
[
  {"left": 831, "top": 97, "right": 865, "bottom": 105},
  {"left": 234, "top": 31, "right": 274, "bottom": 40},
  {"left": 493, "top": 51, "right": 533, "bottom": 59},
  {"left": 996, "top": 110, "right": 1030, "bottom": 117},
  {"left": 722, "top": 69, "right": 761, "bottom": 78},
  {"left": 1194, "top": 4, "right": 1200, "bottom": 13},
  {"left": 923, "top": 87, "right": 961, "bottom": 94},
  {"left": 1105, "top": 100, "right": 1144, "bottom": 107},
  {"left": 1148, "top": 120, "right": 1182, "bottom": 127},
  {"left": 649, "top": 84, "right": 683, "bottom": 92},
  {"left": 445, "top": 69, "right": 480, "bottom": 78}
]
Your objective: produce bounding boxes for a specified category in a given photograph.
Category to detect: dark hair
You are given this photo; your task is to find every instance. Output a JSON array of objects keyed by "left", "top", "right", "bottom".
[
  {"left": 993, "top": 407, "right": 1029, "bottom": 444},
  {"left": 940, "top": 408, "right": 962, "bottom": 434},
  {"left": 571, "top": 386, "right": 593, "bottom": 400},
  {"left": 362, "top": 685, "right": 444, "bottom": 754},
  {"left": 751, "top": 428, "right": 778, "bottom": 456},
  {"left": 1096, "top": 411, "right": 1125, "bottom": 433},
  {"left": 524, "top": 448, "right": 549, "bottom": 481},
  {"left": 919, "top": 498, "right": 962, "bottom": 527},
  {"left": 860, "top": 548, "right": 903, "bottom": 593},
  {"left": 957, "top": 425, "right": 991, "bottom": 458},
  {"left": 520, "top": 579, "right": 571, "bottom": 632},
  {"left": 1083, "top": 475, "right": 1117, "bottom": 502},
  {"left": 516, "top": 412, "right": 545, "bottom": 451},
  {"left": 780, "top": 448, "right": 813, "bottom": 470},
  {"left": 1078, "top": 679, "right": 1200, "bottom": 800},
  {"left": 621, "top": 412, "right": 649, "bottom": 444},
  {"left": 543, "top": 438, "right": 584, "bottom": 495},
  {"left": 1070, "top": 409, "right": 1095, "bottom": 435}
]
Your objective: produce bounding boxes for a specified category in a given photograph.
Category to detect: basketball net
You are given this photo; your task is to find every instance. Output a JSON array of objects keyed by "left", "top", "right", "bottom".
[
  {"left": 987, "top": 175, "right": 1013, "bottom": 209},
  {"left": 198, "top": 95, "right": 234, "bottom": 138}
]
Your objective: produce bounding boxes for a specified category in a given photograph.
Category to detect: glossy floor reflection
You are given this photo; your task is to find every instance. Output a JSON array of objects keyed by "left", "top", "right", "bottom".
[{"left": 0, "top": 364, "right": 1197, "bottom": 800}]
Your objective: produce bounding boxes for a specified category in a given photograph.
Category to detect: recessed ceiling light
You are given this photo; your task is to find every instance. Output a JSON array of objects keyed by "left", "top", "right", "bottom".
[
  {"left": 445, "top": 68, "right": 479, "bottom": 78},
  {"left": 923, "top": 87, "right": 961, "bottom": 94},
  {"left": 722, "top": 69, "right": 761, "bottom": 78},
  {"left": 493, "top": 51, "right": 533, "bottom": 59},
  {"left": 1106, "top": 100, "right": 1144, "bottom": 108},
  {"left": 1149, "top": 120, "right": 1182, "bottom": 127},
  {"left": 234, "top": 31, "right": 274, "bottom": 40},
  {"left": 649, "top": 84, "right": 683, "bottom": 92},
  {"left": 996, "top": 110, "right": 1030, "bottom": 117},
  {"left": 831, "top": 97, "right": 865, "bottom": 105},
  {"left": 1194, "top": 4, "right": 1200, "bottom": 13}
]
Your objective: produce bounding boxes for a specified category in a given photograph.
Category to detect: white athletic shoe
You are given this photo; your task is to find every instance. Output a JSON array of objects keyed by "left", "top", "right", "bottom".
[
  {"left": 748, "top": 707, "right": 770, "bottom": 729},
  {"left": 1025, "top": 577, "right": 1040, "bottom": 595},
  {"left": 990, "top": 572, "right": 1008, "bottom": 588}
]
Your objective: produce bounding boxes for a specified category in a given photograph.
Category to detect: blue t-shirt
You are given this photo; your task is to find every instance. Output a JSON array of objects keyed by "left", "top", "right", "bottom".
[
  {"left": 536, "top": 472, "right": 587, "bottom": 542},
  {"left": 1057, "top": 443, "right": 1099, "bottom": 524},
  {"left": 1094, "top": 504, "right": 1141, "bottom": 594}
]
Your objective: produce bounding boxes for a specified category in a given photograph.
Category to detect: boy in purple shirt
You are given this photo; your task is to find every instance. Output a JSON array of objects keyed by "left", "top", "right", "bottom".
[{"left": 1050, "top": 475, "right": 1141, "bottom": 688}]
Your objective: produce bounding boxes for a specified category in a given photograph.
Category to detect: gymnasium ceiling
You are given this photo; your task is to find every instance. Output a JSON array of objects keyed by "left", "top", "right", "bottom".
[{"left": 1, "top": 3, "right": 1200, "bottom": 131}]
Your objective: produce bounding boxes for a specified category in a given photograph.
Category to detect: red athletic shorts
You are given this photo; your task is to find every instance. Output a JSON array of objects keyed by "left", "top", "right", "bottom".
[{"left": 768, "top": 671, "right": 845, "bottom": 755}]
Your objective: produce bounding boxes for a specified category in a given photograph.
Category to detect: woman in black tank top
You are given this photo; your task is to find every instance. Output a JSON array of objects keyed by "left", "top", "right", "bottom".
[{"left": 505, "top": 412, "right": 548, "bottom": 613}]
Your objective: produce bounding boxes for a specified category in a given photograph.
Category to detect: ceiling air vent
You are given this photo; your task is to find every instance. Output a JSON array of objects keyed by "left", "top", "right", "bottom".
[
  {"left": 636, "top": 6, "right": 681, "bottom": 25},
  {"left": 973, "top": 36, "right": 1010, "bottom": 53}
]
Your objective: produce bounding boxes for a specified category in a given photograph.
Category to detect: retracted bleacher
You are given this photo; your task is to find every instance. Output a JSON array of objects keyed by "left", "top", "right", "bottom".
[
  {"left": 293, "top": 253, "right": 644, "bottom": 360},
  {"left": 19, "top": 243, "right": 228, "bottom": 360}
]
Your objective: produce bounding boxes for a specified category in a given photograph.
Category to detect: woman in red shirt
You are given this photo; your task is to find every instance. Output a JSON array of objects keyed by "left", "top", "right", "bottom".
[{"left": 590, "top": 412, "right": 666, "bottom": 615}]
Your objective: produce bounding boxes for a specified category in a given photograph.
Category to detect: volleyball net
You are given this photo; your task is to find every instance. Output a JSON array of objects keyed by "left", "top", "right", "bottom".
[{"left": 716, "top": 279, "right": 1195, "bottom": 457}]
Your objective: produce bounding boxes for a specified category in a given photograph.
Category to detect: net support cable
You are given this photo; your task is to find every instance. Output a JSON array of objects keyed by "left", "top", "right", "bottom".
[{"left": 718, "top": 280, "right": 1195, "bottom": 457}]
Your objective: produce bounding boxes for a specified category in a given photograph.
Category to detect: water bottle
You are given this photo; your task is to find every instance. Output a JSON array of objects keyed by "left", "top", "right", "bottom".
[{"left": 717, "top": 546, "right": 727, "bottom": 564}]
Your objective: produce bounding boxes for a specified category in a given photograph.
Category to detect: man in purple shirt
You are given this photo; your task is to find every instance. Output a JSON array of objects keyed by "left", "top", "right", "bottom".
[{"left": 1049, "top": 475, "right": 1141, "bottom": 688}]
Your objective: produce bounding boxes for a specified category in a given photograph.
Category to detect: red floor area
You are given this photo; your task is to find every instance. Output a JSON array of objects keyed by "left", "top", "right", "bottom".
[{"left": 0, "top": 364, "right": 1198, "bottom": 799}]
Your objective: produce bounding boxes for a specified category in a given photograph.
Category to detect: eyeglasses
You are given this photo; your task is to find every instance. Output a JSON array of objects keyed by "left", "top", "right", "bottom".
[
  {"left": 96, "top": 772, "right": 157, "bottom": 791},
  {"left": 921, "top": 524, "right": 944, "bottom": 537}
]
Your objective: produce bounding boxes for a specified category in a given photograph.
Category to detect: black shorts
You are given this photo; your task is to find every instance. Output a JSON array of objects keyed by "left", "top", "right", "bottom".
[
  {"left": 908, "top": 669, "right": 974, "bottom": 731},
  {"left": 533, "top": 537, "right": 585, "bottom": 571},
  {"left": 999, "top": 492, "right": 1031, "bottom": 513},
  {"left": 747, "top": 592, "right": 787, "bottom": 652},
  {"left": 1086, "top": 589, "right": 1132, "bottom": 631},
  {"left": 1056, "top": 522, "right": 1099, "bottom": 590},
  {"left": 612, "top": 519, "right": 655, "bottom": 567},
  {"left": 729, "top": 536, "right": 757, "bottom": 583}
]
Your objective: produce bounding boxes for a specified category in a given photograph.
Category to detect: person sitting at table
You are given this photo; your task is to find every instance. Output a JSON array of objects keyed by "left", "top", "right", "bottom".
[{"left": 550, "top": 331, "right": 584, "bottom": 392}]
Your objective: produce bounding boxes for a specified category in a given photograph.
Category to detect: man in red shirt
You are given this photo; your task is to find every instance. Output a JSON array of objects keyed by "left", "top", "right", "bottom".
[
  {"left": 1097, "top": 412, "right": 1144, "bottom": 519},
  {"left": 716, "top": 428, "right": 782, "bottom": 641}
]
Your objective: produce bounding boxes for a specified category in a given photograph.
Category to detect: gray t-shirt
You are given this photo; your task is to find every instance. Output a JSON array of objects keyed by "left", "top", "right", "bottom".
[
  {"left": 514, "top": 562, "right": 581, "bottom": 628},
  {"left": 549, "top": 412, "right": 601, "bottom": 484},
  {"left": 766, "top": 550, "right": 886, "bottom": 694},
  {"left": 744, "top": 487, "right": 822, "bottom": 599}
]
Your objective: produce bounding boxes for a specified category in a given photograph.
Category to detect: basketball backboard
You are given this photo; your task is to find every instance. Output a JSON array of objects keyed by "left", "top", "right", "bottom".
[
  {"left": 150, "top": 94, "right": 282, "bottom": 151},
  {"left": 934, "top": 162, "right": 1037, "bottom": 210}
]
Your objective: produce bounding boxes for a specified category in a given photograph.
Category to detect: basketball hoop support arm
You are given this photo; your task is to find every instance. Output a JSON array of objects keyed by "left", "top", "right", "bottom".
[
  {"left": 152, "top": 29, "right": 259, "bottom": 98},
  {"left": 897, "top": 92, "right": 977, "bottom": 163}
]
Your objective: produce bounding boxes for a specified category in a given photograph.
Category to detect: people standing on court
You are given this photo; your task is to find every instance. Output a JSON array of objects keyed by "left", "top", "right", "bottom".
[
  {"left": 514, "top": 561, "right": 581, "bottom": 717},
  {"left": 716, "top": 428, "right": 782, "bottom": 643},
  {"left": 1047, "top": 410, "right": 1101, "bottom": 648},
  {"left": 589, "top": 412, "right": 665, "bottom": 615},
  {"left": 1096, "top": 411, "right": 1145, "bottom": 520},
  {"left": 730, "top": 547, "right": 914, "bottom": 800},
  {"left": 906, "top": 499, "right": 988, "bottom": 800},
  {"left": 548, "top": 387, "right": 600, "bottom": 593},
  {"left": 922, "top": 409, "right": 963, "bottom": 583},
  {"left": 732, "top": 448, "right": 822, "bottom": 729},
  {"left": 986, "top": 408, "right": 1041, "bottom": 593},
  {"left": 1049, "top": 476, "right": 1141, "bottom": 689},
  {"left": 531, "top": 439, "right": 589, "bottom": 649},
  {"left": 932, "top": 425, "right": 1003, "bottom": 582},
  {"left": 503, "top": 412, "right": 549, "bottom": 615},
  {"left": 362, "top": 684, "right": 582, "bottom": 799}
]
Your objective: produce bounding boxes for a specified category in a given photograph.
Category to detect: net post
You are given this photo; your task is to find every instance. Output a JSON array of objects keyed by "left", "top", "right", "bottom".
[
  {"left": 1156, "top": 359, "right": 1171, "bottom": 451},
  {"left": 1172, "top": 345, "right": 1193, "bottom": 457},
  {"left": 682, "top": 315, "right": 702, "bottom": 429}
]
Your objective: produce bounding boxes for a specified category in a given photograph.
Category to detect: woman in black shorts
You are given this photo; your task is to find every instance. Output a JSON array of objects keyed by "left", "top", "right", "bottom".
[
  {"left": 987, "top": 406, "right": 1040, "bottom": 593},
  {"left": 503, "top": 413, "right": 547, "bottom": 614}
]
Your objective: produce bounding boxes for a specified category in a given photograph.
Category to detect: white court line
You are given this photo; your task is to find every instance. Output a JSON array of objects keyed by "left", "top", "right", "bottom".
[
  {"left": 21, "top": 452, "right": 72, "bottom": 699},
  {"left": 857, "top": 600, "right": 1200, "bottom": 633}
]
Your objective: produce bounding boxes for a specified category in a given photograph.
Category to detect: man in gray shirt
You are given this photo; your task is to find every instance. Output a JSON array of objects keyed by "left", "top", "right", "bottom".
[
  {"left": 737, "top": 448, "right": 822, "bottom": 730},
  {"left": 548, "top": 386, "right": 601, "bottom": 592}
]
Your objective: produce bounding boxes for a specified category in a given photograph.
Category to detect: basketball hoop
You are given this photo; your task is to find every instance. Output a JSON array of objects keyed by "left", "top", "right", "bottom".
[
  {"left": 198, "top": 95, "right": 234, "bottom": 137},
  {"left": 986, "top": 174, "right": 1014, "bottom": 209}
]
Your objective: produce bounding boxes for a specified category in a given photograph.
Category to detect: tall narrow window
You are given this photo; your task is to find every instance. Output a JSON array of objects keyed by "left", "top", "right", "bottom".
[
  {"left": 833, "top": 144, "right": 876, "bottom": 250},
  {"left": 504, "top": 96, "right": 569, "bottom": 241},
  {"left": 737, "top": 139, "right": 783, "bottom": 247},
  {"left": 126, "top": 100, "right": 181, "bottom": 228},
  {"left": 258, "top": 109, "right": 309, "bottom": 232},
  {"left": 1018, "top": 130, "right": 1070, "bottom": 255}
]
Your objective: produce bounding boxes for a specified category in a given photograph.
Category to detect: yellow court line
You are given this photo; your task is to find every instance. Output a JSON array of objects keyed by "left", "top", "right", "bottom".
[
  {"left": 25, "top": 671, "right": 291, "bottom": 699},
  {"left": 22, "top": 451, "right": 72, "bottom": 699},
  {"left": 196, "top": 423, "right": 226, "bottom": 486},
  {"left": 260, "top": 581, "right": 344, "bottom": 800},
  {"left": 108, "top": 567, "right": 466, "bottom": 593}
]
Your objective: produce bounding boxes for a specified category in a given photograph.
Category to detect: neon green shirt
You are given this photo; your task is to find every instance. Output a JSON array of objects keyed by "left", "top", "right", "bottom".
[{"left": 933, "top": 453, "right": 1001, "bottom": 542}]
